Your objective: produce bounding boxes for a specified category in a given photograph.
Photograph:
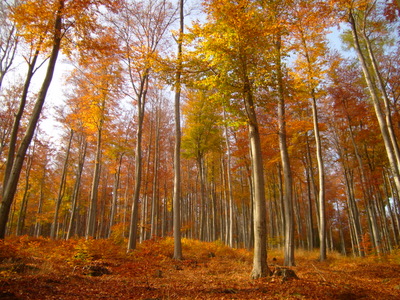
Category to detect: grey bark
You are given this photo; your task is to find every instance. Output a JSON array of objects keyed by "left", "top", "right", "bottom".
[
  {"left": 172, "top": 0, "right": 184, "bottom": 260},
  {"left": 0, "top": 0, "right": 64, "bottom": 239},
  {"left": 51, "top": 129, "right": 73, "bottom": 239}
]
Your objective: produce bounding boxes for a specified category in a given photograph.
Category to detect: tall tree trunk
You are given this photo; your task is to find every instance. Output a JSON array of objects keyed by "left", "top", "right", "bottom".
[
  {"left": 34, "top": 174, "right": 46, "bottom": 237},
  {"left": 361, "top": 15, "right": 400, "bottom": 169},
  {"left": 2, "top": 46, "right": 39, "bottom": 196},
  {"left": 0, "top": 1, "right": 64, "bottom": 239},
  {"left": 86, "top": 125, "right": 103, "bottom": 239},
  {"left": 128, "top": 109, "right": 144, "bottom": 250},
  {"left": 310, "top": 88, "right": 326, "bottom": 261},
  {"left": 51, "top": 129, "right": 73, "bottom": 239},
  {"left": 241, "top": 77, "right": 270, "bottom": 278},
  {"left": 275, "top": 33, "right": 294, "bottom": 266},
  {"left": 109, "top": 154, "right": 123, "bottom": 238},
  {"left": 151, "top": 106, "right": 160, "bottom": 237},
  {"left": 172, "top": 0, "right": 184, "bottom": 260},
  {"left": 127, "top": 70, "right": 149, "bottom": 251},
  {"left": 0, "top": 4, "right": 18, "bottom": 91},
  {"left": 16, "top": 157, "right": 32, "bottom": 236},
  {"left": 348, "top": 11, "right": 400, "bottom": 200},
  {"left": 66, "top": 136, "right": 87, "bottom": 240},
  {"left": 223, "top": 110, "right": 235, "bottom": 248}
]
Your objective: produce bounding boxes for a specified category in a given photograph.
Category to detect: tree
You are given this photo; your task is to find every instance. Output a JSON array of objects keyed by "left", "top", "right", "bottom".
[
  {"left": 182, "top": 89, "right": 223, "bottom": 241},
  {"left": 190, "top": 0, "right": 271, "bottom": 278},
  {"left": 344, "top": 1, "right": 400, "bottom": 226},
  {"left": 111, "top": 0, "right": 177, "bottom": 251},
  {"left": 290, "top": 0, "right": 333, "bottom": 261},
  {"left": 0, "top": 0, "right": 65, "bottom": 239},
  {"left": 173, "top": 0, "right": 184, "bottom": 260},
  {"left": 50, "top": 129, "right": 73, "bottom": 239},
  {"left": 0, "top": 0, "right": 122, "bottom": 239},
  {"left": 0, "top": 0, "right": 18, "bottom": 90}
]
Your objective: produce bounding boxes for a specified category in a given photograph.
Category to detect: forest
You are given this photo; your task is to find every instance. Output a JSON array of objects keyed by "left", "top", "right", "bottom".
[{"left": 1, "top": 0, "right": 400, "bottom": 292}]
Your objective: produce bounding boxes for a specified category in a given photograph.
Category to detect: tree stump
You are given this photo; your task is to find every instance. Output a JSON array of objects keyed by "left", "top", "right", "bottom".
[
  {"left": 272, "top": 267, "right": 299, "bottom": 283},
  {"left": 82, "top": 264, "right": 110, "bottom": 276}
]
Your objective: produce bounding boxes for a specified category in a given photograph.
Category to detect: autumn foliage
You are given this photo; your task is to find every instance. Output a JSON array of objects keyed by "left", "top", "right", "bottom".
[{"left": 1, "top": 0, "right": 400, "bottom": 293}]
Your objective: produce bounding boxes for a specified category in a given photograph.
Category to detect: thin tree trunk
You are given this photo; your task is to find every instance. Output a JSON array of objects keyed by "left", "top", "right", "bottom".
[
  {"left": 2, "top": 43, "right": 40, "bottom": 196},
  {"left": 16, "top": 162, "right": 31, "bottom": 236},
  {"left": 109, "top": 154, "right": 123, "bottom": 237},
  {"left": 0, "top": 1, "right": 64, "bottom": 239},
  {"left": 34, "top": 175, "right": 46, "bottom": 237},
  {"left": 128, "top": 115, "right": 143, "bottom": 250},
  {"left": 309, "top": 88, "right": 326, "bottom": 261},
  {"left": 172, "top": 0, "right": 184, "bottom": 260},
  {"left": 86, "top": 125, "right": 103, "bottom": 239},
  {"left": 348, "top": 11, "right": 400, "bottom": 200},
  {"left": 51, "top": 129, "right": 73, "bottom": 239},
  {"left": 275, "top": 33, "right": 294, "bottom": 266},
  {"left": 127, "top": 70, "right": 149, "bottom": 251},
  {"left": 66, "top": 136, "right": 87, "bottom": 240},
  {"left": 151, "top": 106, "right": 160, "bottom": 237},
  {"left": 223, "top": 109, "right": 235, "bottom": 248}
]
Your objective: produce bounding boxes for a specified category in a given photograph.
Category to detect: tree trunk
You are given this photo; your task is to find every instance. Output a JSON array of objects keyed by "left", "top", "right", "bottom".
[
  {"left": 2, "top": 46, "right": 39, "bottom": 197},
  {"left": 86, "top": 125, "right": 103, "bottom": 239},
  {"left": 310, "top": 89, "right": 326, "bottom": 261},
  {"left": 241, "top": 78, "right": 270, "bottom": 278},
  {"left": 172, "top": 0, "right": 184, "bottom": 260},
  {"left": 223, "top": 109, "right": 235, "bottom": 248},
  {"left": 127, "top": 68, "right": 149, "bottom": 250},
  {"left": 0, "top": 1, "right": 64, "bottom": 239},
  {"left": 348, "top": 10, "right": 400, "bottom": 201},
  {"left": 66, "top": 136, "right": 87, "bottom": 240},
  {"left": 151, "top": 106, "right": 160, "bottom": 238},
  {"left": 128, "top": 114, "right": 143, "bottom": 250},
  {"left": 51, "top": 129, "right": 73, "bottom": 239},
  {"left": 109, "top": 154, "right": 123, "bottom": 238},
  {"left": 34, "top": 175, "right": 46, "bottom": 237},
  {"left": 275, "top": 34, "right": 294, "bottom": 266}
]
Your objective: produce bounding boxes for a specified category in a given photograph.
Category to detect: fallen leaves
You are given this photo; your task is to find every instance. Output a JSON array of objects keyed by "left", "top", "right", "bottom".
[{"left": 1, "top": 236, "right": 400, "bottom": 299}]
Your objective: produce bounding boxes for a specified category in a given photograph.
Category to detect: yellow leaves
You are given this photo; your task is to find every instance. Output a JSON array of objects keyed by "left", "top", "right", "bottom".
[
  {"left": 11, "top": 0, "right": 56, "bottom": 46},
  {"left": 11, "top": 0, "right": 122, "bottom": 57}
]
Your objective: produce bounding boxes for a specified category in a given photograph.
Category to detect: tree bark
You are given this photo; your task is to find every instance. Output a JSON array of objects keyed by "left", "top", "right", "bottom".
[
  {"left": 51, "top": 129, "right": 73, "bottom": 239},
  {"left": 172, "top": 0, "right": 184, "bottom": 260},
  {"left": 275, "top": 33, "right": 294, "bottom": 266},
  {"left": 348, "top": 10, "right": 400, "bottom": 203},
  {"left": 109, "top": 153, "right": 123, "bottom": 238},
  {"left": 86, "top": 123, "right": 103, "bottom": 239},
  {"left": 0, "top": 0, "right": 64, "bottom": 239},
  {"left": 66, "top": 135, "right": 87, "bottom": 240},
  {"left": 310, "top": 89, "right": 326, "bottom": 261},
  {"left": 241, "top": 77, "right": 270, "bottom": 278}
]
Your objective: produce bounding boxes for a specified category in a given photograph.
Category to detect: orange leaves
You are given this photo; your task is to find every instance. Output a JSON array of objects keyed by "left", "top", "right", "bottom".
[
  {"left": 2, "top": 236, "right": 400, "bottom": 299},
  {"left": 11, "top": 0, "right": 122, "bottom": 57}
]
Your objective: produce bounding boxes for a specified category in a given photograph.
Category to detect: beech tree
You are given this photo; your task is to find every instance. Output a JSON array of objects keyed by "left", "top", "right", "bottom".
[
  {"left": 190, "top": 0, "right": 271, "bottom": 278},
  {"left": 0, "top": 0, "right": 65, "bottom": 239},
  {"left": 110, "top": 0, "right": 177, "bottom": 250},
  {"left": 0, "top": 0, "right": 18, "bottom": 90},
  {"left": 182, "top": 89, "right": 223, "bottom": 241},
  {"left": 290, "top": 0, "right": 333, "bottom": 261},
  {"left": 0, "top": 0, "right": 122, "bottom": 239}
]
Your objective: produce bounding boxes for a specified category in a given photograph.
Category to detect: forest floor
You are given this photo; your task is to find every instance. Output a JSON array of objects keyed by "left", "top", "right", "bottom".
[{"left": 1, "top": 236, "right": 400, "bottom": 299}]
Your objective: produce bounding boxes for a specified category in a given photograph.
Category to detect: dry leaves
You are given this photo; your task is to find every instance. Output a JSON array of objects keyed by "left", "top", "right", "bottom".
[{"left": 1, "top": 236, "right": 400, "bottom": 299}]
